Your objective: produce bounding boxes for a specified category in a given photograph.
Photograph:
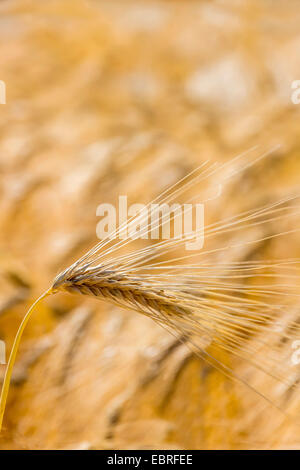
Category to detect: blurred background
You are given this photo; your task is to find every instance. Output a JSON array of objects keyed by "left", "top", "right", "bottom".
[{"left": 0, "top": 0, "right": 300, "bottom": 449}]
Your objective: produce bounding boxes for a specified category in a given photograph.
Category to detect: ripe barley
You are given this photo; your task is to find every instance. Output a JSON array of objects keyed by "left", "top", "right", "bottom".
[{"left": 1, "top": 146, "right": 300, "bottom": 430}]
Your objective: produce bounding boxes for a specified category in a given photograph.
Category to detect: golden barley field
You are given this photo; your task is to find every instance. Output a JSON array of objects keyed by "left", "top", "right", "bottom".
[{"left": 1, "top": 0, "right": 300, "bottom": 450}]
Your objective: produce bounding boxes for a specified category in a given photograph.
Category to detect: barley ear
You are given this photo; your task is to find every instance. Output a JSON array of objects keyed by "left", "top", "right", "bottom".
[{"left": 0, "top": 288, "right": 53, "bottom": 432}]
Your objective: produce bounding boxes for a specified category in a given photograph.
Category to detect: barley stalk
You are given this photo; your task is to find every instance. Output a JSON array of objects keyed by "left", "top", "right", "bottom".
[
  {"left": 0, "top": 288, "right": 53, "bottom": 430},
  {"left": 1, "top": 147, "right": 300, "bottom": 430}
]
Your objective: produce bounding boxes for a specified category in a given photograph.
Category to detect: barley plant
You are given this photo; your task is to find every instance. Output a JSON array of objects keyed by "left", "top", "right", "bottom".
[{"left": 1, "top": 147, "right": 300, "bottom": 430}]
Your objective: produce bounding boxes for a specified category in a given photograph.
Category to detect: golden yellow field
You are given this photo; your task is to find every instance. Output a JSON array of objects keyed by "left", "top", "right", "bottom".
[{"left": 0, "top": 0, "right": 300, "bottom": 450}]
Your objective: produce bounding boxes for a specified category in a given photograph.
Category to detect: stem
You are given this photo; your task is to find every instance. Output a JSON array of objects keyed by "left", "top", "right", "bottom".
[{"left": 0, "top": 288, "right": 53, "bottom": 431}]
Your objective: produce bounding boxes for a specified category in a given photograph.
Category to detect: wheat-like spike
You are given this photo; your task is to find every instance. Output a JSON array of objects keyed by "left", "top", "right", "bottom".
[
  {"left": 49, "top": 246, "right": 300, "bottom": 424},
  {"left": 52, "top": 268, "right": 191, "bottom": 323},
  {"left": 1, "top": 146, "right": 300, "bottom": 431}
]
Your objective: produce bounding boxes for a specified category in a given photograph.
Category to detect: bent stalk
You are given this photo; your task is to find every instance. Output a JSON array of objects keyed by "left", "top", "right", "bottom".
[{"left": 0, "top": 288, "right": 53, "bottom": 431}]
